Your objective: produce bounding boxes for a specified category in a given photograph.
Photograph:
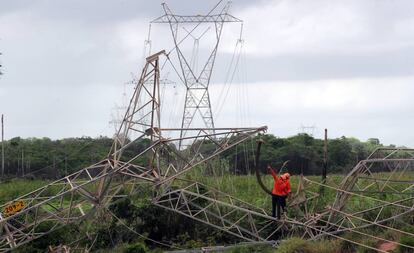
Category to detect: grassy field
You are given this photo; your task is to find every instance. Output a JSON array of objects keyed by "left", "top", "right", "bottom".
[
  {"left": 1, "top": 171, "right": 412, "bottom": 222},
  {"left": 0, "top": 173, "right": 337, "bottom": 212},
  {"left": 1, "top": 171, "right": 413, "bottom": 253},
  {"left": 1, "top": 171, "right": 413, "bottom": 211},
  {"left": 0, "top": 179, "right": 55, "bottom": 207}
]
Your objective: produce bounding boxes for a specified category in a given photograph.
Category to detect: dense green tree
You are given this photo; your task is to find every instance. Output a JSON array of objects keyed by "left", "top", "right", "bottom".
[{"left": 0, "top": 133, "right": 393, "bottom": 178}]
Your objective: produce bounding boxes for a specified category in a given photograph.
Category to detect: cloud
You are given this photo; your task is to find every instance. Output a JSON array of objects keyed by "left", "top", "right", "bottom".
[
  {"left": 222, "top": 0, "right": 414, "bottom": 56},
  {"left": 207, "top": 76, "right": 414, "bottom": 146},
  {"left": 0, "top": 0, "right": 413, "bottom": 149}
]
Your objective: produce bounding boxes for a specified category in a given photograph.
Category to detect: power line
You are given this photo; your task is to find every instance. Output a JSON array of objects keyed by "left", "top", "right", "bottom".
[{"left": 152, "top": 1, "right": 242, "bottom": 149}]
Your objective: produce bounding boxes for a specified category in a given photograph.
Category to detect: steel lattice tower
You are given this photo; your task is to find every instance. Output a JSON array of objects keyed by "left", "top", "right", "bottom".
[{"left": 152, "top": 2, "right": 242, "bottom": 149}]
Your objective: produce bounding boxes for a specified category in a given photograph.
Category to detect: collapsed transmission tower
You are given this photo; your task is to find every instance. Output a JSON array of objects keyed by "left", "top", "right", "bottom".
[
  {"left": 1, "top": 51, "right": 413, "bottom": 253},
  {"left": 151, "top": 2, "right": 242, "bottom": 149},
  {"left": 0, "top": 50, "right": 267, "bottom": 252},
  {"left": 1, "top": 4, "right": 413, "bottom": 252}
]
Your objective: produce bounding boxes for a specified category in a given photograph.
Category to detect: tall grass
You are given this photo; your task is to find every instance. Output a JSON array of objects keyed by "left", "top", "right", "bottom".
[
  {"left": 1, "top": 171, "right": 413, "bottom": 252},
  {"left": 0, "top": 179, "right": 54, "bottom": 203}
]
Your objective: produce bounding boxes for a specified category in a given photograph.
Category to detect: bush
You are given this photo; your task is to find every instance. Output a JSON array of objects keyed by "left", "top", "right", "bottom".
[
  {"left": 398, "top": 237, "right": 414, "bottom": 253},
  {"left": 339, "top": 233, "right": 359, "bottom": 253},
  {"left": 310, "top": 240, "right": 341, "bottom": 253},
  {"left": 356, "top": 238, "right": 377, "bottom": 253},
  {"left": 398, "top": 226, "right": 414, "bottom": 253},
  {"left": 123, "top": 242, "right": 148, "bottom": 253},
  {"left": 275, "top": 237, "right": 313, "bottom": 253},
  {"left": 228, "top": 244, "right": 273, "bottom": 253},
  {"left": 230, "top": 246, "right": 256, "bottom": 253},
  {"left": 275, "top": 238, "right": 341, "bottom": 253}
]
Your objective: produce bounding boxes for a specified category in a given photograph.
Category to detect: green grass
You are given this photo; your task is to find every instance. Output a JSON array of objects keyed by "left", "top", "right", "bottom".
[
  {"left": 1, "top": 171, "right": 413, "bottom": 253},
  {"left": 181, "top": 168, "right": 344, "bottom": 214},
  {"left": 216, "top": 238, "right": 342, "bottom": 253},
  {"left": 0, "top": 178, "right": 96, "bottom": 217},
  {"left": 1, "top": 172, "right": 412, "bottom": 218},
  {"left": 0, "top": 179, "right": 54, "bottom": 204},
  {"left": 1, "top": 171, "right": 410, "bottom": 221}
]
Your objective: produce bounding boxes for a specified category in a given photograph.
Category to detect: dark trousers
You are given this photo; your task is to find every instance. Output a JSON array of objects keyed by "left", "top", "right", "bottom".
[{"left": 272, "top": 194, "right": 287, "bottom": 219}]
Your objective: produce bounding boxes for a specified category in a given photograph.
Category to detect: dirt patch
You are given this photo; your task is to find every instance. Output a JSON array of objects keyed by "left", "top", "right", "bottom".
[{"left": 377, "top": 241, "right": 397, "bottom": 252}]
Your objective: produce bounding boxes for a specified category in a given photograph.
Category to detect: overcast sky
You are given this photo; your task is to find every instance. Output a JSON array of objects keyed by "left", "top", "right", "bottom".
[{"left": 1, "top": 0, "right": 414, "bottom": 147}]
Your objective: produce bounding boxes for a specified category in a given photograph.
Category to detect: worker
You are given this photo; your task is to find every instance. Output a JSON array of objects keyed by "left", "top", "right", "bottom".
[
  {"left": 267, "top": 165, "right": 291, "bottom": 219},
  {"left": 280, "top": 172, "right": 291, "bottom": 214}
]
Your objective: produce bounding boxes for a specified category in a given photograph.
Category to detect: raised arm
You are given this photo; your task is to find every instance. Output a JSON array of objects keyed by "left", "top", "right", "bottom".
[{"left": 267, "top": 165, "right": 278, "bottom": 180}]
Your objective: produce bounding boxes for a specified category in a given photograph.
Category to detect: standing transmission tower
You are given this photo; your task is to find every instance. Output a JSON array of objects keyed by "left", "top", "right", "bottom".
[
  {"left": 0, "top": 52, "right": 3, "bottom": 76},
  {"left": 151, "top": 2, "right": 242, "bottom": 149}
]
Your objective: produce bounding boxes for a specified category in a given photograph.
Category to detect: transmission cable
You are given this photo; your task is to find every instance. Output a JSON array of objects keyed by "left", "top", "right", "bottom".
[
  {"left": 159, "top": 0, "right": 225, "bottom": 79},
  {"left": 215, "top": 39, "right": 244, "bottom": 120}
]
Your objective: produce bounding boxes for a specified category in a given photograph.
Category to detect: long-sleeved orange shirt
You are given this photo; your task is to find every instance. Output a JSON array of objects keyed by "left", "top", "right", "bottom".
[
  {"left": 270, "top": 169, "right": 291, "bottom": 196},
  {"left": 284, "top": 180, "right": 291, "bottom": 195}
]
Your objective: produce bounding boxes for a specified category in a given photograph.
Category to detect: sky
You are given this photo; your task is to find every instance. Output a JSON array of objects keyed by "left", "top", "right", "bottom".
[{"left": 0, "top": 0, "right": 414, "bottom": 147}]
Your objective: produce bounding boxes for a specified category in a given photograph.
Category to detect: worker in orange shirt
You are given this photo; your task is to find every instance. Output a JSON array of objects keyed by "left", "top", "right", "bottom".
[
  {"left": 268, "top": 165, "right": 291, "bottom": 219},
  {"left": 280, "top": 172, "right": 291, "bottom": 214}
]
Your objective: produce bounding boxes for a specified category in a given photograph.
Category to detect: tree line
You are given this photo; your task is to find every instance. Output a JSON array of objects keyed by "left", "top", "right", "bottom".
[
  {"left": 0, "top": 134, "right": 395, "bottom": 179},
  {"left": 229, "top": 134, "right": 390, "bottom": 175}
]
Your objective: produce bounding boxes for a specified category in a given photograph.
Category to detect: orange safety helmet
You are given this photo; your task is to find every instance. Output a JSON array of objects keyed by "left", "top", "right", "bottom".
[{"left": 281, "top": 173, "right": 291, "bottom": 180}]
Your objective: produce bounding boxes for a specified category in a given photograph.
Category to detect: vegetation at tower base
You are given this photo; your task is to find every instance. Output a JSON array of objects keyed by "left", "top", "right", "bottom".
[
  {"left": 0, "top": 133, "right": 395, "bottom": 180},
  {"left": 1, "top": 171, "right": 413, "bottom": 252},
  {"left": 1, "top": 133, "right": 411, "bottom": 252}
]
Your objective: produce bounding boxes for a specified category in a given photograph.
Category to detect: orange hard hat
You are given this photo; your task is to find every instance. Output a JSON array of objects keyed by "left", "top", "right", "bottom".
[{"left": 282, "top": 173, "right": 290, "bottom": 180}]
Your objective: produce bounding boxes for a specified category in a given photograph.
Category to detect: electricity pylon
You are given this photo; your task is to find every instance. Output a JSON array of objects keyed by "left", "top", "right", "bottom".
[
  {"left": 151, "top": 2, "right": 242, "bottom": 149},
  {"left": 1, "top": 50, "right": 414, "bottom": 253},
  {"left": 0, "top": 52, "right": 3, "bottom": 75},
  {"left": 0, "top": 51, "right": 267, "bottom": 251}
]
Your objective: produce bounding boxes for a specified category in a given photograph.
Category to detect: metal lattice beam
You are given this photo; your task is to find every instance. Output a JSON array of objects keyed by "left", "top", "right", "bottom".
[
  {"left": 0, "top": 50, "right": 267, "bottom": 251},
  {"left": 151, "top": 14, "right": 242, "bottom": 24},
  {"left": 153, "top": 180, "right": 293, "bottom": 242},
  {"left": 152, "top": 3, "right": 242, "bottom": 149},
  {"left": 3, "top": 46, "right": 412, "bottom": 252}
]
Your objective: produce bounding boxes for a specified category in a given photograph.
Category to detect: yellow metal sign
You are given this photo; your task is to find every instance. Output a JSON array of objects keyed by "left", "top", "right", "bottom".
[{"left": 3, "top": 200, "right": 25, "bottom": 216}]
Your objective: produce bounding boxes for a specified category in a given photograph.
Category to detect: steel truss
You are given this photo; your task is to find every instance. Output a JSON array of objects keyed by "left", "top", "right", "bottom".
[
  {"left": 290, "top": 148, "right": 414, "bottom": 251},
  {"left": 0, "top": 51, "right": 266, "bottom": 252},
  {"left": 324, "top": 148, "right": 414, "bottom": 235},
  {"left": 153, "top": 180, "right": 294, "bottom": 242},
  {"left": 1, "top": 49, "right": 413, "bottom": 252},
  {"left": 151, "top": 3, "right": 242, "bottom": 149}
]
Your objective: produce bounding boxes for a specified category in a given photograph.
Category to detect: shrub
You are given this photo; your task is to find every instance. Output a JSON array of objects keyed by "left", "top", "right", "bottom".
[
  {"left": 311, "top": 239, "right": 341, "bottom": 253},
  {"left": 229, "top": 244, "right": 273, "bottom": 253},
  {"left": 338, "top": 233, "right": 359, "bottom": 253},
  {"left": 123, "top": 242, "right": 148, "bottom": 253},
  {"left": 231, "top": 245, "right": 255, "bottom": 253},
  {"left": 398, "top": 226, "right": 414, "bottom": 253},
  {"left": 356, "top": 238, "right": 377, "bottom": 253},
  {"left": 275, "top": 237, "right": 313, "bottom": 253},
  {"left": 274, "top": 238, "right": 341, "bottom": 253}
]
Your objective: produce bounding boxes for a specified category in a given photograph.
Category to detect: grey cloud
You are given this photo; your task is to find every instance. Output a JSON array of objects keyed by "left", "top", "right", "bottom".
[
  {"left": 0, "top": 0, "right": 413, "bottom": 149},
  {"left": 238, "top": 48, "right": 414, "bottom": 82}
]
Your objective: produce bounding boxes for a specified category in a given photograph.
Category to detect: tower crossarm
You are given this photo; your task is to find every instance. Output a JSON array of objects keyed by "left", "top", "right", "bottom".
[
  {"left": 151, "top": 14, "right": 242, "bottom": 24},
  {"left": 156, "top": 126, "right": 267, "bottom": 185},
  {"left": 151, "top": 3, "right": 244, "bottom": 149}
]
